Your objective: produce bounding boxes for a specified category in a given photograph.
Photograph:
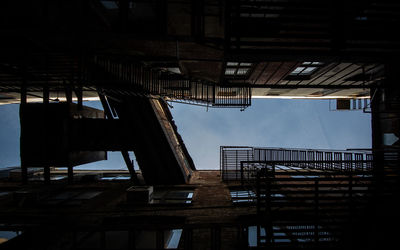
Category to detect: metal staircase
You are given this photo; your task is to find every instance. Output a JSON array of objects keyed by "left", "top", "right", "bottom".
[{"left": 91, "top": 56, "right": 251, "bottom": 109}]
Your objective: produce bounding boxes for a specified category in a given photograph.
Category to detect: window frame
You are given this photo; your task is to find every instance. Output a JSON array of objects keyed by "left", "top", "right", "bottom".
[
  {"left": 224, "top": 62, "right": 254, "bottom": 79},
  {"left": 285, "top": 62, "right": 324, "bottom": 80}
]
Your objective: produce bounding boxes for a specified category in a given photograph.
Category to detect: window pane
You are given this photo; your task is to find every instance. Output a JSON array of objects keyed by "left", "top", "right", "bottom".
[
  {"left": 237, "top": 68, "right": 249, "bottom": 75},
  {"left": 299, "top": 67, "right": 317, "bottom": 75},
  {"left": 290, "top": 67, "right": 305, "bottom": 75},
  {"left": 165, "top": 229, "right": 183, "bottom": 249},
  {"left": 166, "top": 191, "right": 193, "bottom": 199},
  {"left": 225, "top": 69, "right": 236, "bottom": 75},
  {"left": 240, "top": 62, "right": 252, "bottom": 66},
  {"left": 74, "top": 191, "right": 102, "bottom": 200}
]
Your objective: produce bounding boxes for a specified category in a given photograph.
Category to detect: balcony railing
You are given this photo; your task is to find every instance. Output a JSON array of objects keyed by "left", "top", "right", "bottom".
[{"left": 221, "top": 146, "right": 373, "bottom": 182}]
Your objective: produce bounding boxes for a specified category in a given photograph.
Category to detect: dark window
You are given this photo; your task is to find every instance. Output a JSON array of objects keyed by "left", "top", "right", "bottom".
[
  {"left": 153, "top": 190, "right": 194, "bottom": 204},
  {"left": 44, "top": 190, "right": 102, "bottom": 206},
  {"left": 230, "top": 189, "right": 256, "bottom": 203}
]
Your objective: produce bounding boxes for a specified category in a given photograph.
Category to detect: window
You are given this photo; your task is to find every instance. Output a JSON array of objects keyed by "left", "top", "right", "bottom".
[
  {"left": 44, "top": 190, "right": 102, "bottom": 206},
  {"left": 0, "top": 192, "right": 11, "bottom": 198},
  {"left": 230, "top": 189, "right": 256, "bottom": 203},
  {"left": 152, "top": 190, "right": 194, "bottom": 204},
  {"left": 100, "top": 0, "right": 118, "bottom": 9},
  {"left": 101, "top": 175, "right": 131, "bottom": 181},
  {"left": 225, "top": 62, "right": 253, "bottom": 78},
  {"left": 0, "top": 231, "right": 22, "bottom": 245},
  {"left": 78, "top": 229, "right": 183, "bottom": 249},
  {"left": 286, "top": 62, "right": 324, "bottom": 80}
]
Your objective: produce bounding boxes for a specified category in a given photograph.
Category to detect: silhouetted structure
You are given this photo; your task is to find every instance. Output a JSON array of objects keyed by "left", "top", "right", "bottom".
[{"left": 0, "top": 1, "right": 399, "bottom": 249}]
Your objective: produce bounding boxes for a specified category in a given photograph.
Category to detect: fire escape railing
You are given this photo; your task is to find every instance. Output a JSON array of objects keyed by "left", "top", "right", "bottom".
[
  {"left": 91, "top": 56, "right": 251, "bottom": 109},
  {"left": 221, "top": 146, "right": 373, "bottom": 182},
  {"left": 221, "top": 146, "right": 375, "bottom": 248},
  {"left": 253, "top": 169, "right": 374, "bottom": 248}
]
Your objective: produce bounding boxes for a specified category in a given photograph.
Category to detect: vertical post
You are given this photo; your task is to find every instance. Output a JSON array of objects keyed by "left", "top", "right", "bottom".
[
  {"left": 77, "top": 54, "right": 83, "bottom": 110},
  {"left": 43, "top": 84, "right": 50, "bottom": 185},
  {"left": 76, "top": 85, "right": 83, "bottom": 109},
  {"left": 156, "top": 230, "right": 163, "bottom": 250},
  {"left": 239, "top": 226, "right": 248, "bottom": 249},
  {"left": 65, "top": 81, "right": 73, "bottom": 104},
  {"left": 68, "top": 165, "right": 74, "bottom": 184},
  {"left": 235, "top": 150, "right": 238, "bottom": 181},
  {"left": 129, "top": 230, "right": 135, "bottom": 250},
  {"left": 72, "top": 231, "right": 77, "bottom": 249},
  {"left": 314, "top": 180, "right": 319, "bottom": 245},
  {"left": 21, "top": 59, "right": 28, "bottom": 184},
  {"left": 349, "top": 174, "right": 353, "bottom": 216},
  {"left": 240, "top": 162, "right": 244, "bottom": 186},
  {"left": 119, "top": 0, "right": 129, "bottom": 32},
  {"left": 256, "top": 172, "right": 261, "bottom": 247},
  {"left": 100, "top": 230, "right": 106, "bottom": 250},
  {"left": 184, "top": 228, "right": 192, "bottom": 250},
  {"left": 211, "top": 226, "right": 220, "bottom": 250}
]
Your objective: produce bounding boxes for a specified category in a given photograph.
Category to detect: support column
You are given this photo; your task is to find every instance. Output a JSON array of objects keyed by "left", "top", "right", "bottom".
[
  {"left": 68, "top": 165, "right": 74, "bottom": 184},
  {"left": 43, "top": 84, "right": 51, "bottom": 185},
  {"left": 20, "top": 62, "right": 28, "bottom": 184}
]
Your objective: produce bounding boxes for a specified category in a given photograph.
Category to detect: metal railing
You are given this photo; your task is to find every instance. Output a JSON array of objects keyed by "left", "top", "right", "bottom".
[
  {"left": 220, "top": 146, "right": 254, "bottom": 181},
  {"left": 91, "top": 56, "right": 251, "bottom": 109},
  {"left": 254, "top": 169, "right": 375, "bottom": 248},
  {"left": 221, "top": 146, "right": 373, "bottom": 181}
]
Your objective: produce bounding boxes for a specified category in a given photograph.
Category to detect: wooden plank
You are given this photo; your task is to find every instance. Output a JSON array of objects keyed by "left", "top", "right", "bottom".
[
  {"left": 267, "top": 62, "right": 299, "bottom": 85},
  {"left": 255, "top": 62, "right": 282, "bottom": 85},
  {"left": 248, "top": 62, "right": 267, "bottom": 84},
  {"left": 312, "top": 63, "right": 357, "bottom": 85},
  {"left": 307, "top": 63, "right": 352, "bottom": 85}
]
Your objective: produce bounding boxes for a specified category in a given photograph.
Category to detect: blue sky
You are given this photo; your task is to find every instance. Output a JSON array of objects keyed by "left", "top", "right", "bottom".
[
  {"left": 0, "top": 99, "right": 371, "bottom": 170},
  {"left": 170, "top": 99, "right": 371, "bottom": 169}
]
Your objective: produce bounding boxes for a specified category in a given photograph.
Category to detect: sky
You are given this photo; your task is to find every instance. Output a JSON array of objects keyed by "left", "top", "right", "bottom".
[{"left": 0, "top": 99, "right": 371, "bottom": 170}]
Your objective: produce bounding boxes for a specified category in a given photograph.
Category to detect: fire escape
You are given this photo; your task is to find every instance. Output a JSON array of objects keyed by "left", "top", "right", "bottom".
[{"left": 220, "top": 145, "right": 399, "bottom": 248}]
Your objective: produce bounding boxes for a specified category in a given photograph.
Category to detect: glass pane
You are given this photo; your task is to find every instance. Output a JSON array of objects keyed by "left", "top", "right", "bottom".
[
  {"left": 153, "top": 190, "right": 167, "bottom": 199},
  {"left": 299, "top": 67, "right": 317, "bottom": 75},
  {"left": 166, "top": 191, "right": 193, "bottom": 199},
  {"left": 225, "top": 69, "right": 236, "bottom": 75},
  {"left": 164, "top": 199, "right": 190, "bottom": 204},
  {"left": 165, "top": 229, "right": 183, "bottom": 249},
  {"left": 53, "top": 191, "right": 80, "bottom": 200},
  {"left": 290, "top": 67, "right": 305, "bottom": 75},
  {"left": 237, "top": 68, "right": 249, "bottom": 75},
  {"left": 74, "top": 191, "right": 102, "bottom": 200},
  {"left": 240, "top": 62, "right": 252, "bottom": 66}
]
